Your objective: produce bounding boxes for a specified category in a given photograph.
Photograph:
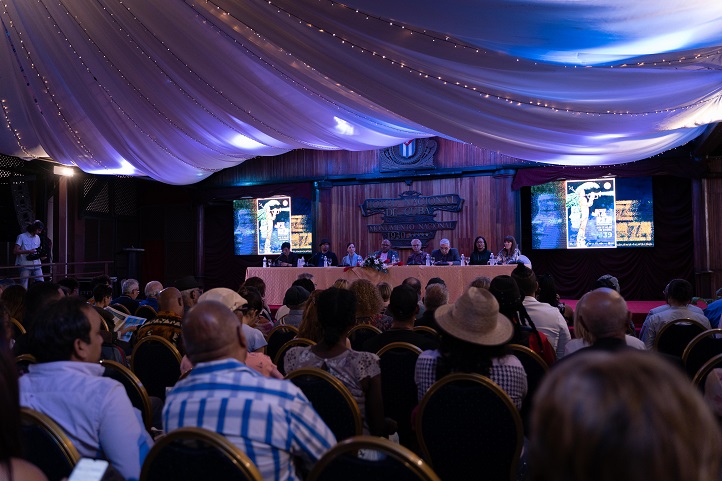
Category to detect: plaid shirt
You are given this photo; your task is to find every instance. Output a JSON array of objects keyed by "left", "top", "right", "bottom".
[
  {"left": 163, "top": 359, "right": 336, "bottom": 481},
  {"left": 414, "top": 350, "right": 528, "bottom": 410}
]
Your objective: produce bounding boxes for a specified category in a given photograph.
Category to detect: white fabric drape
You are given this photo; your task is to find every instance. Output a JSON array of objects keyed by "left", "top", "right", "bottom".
[{"left": 1, "top": 0, "right": 721, "bottom": 184}]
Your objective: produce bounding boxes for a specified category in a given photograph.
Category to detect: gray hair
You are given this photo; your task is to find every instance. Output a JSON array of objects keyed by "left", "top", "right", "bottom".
[
  {"left": 144, "top": 280, "right": 164, "bottom": 298},
  {"left": 440, "top": 238, "right": 450, "bottom": 246},
  {"left": 121, "top": 278, "right": 139, "bottom": 295}
]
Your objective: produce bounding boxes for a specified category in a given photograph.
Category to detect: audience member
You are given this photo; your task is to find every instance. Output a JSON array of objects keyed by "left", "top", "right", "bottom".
[
  {"left": 20, "top": 297, "right": 152, "bottom": 480},
  {"left": 594, "top": 274, "right": 620, "bottom": 292},
  {"left": 0, "top": 304, "right": 47, "bottom": 481},
  {"left": 350, "top": 279, "right": 391, "bottom": 331},
  {"left": 362, "top": 285, "right": 439, "bottom": 353},
  {"left": 198, "top": 288, "right": 267, "bottom": 353},
  {"left": 275, "top": 241, "right": 299, "bottom": 267},
  {"left": 530, "top": 350, "right": 721, "bottom": 481},
  {"left": 309, "top": 238, "right": 338, "bottom": 267},
  {"left": 402, "top": 276, "right": 426, "bottom": 319},
  {"left": 111, "top": 278, "right": 140, "bottom": 314},
  {"left": 536, "top": 274, "right": 573, "bottom": 324},
  {"left": 1, "top": 285, "right": 26, "bottom": 324},
  {"left": 497, "top": 235, "right": 521, "bottom": 265},
  {"left": 373, "top": 238, "right": 399, "bottom": 263},
  {"left": 91, "top": 284, "right": 116, "bottom": 341},
  {"left": 175, "top": 275, "right": 202, "bottom": 313},
  {"left": 430, "top": 238, "right": 461, "bottom": 265},
  {"left": 512, "top": 265, "right": 571, "bottom": 359},
  {"left": 297, "top": 290, "right": 324, "bottom": 343},
  {"left": 132, "top": 287, "right": 185, "bottom": 354},
  {"left": 164, "top": 301, "right": 335, "bottom": 480},
  {"left": 284, "top": 287, "right": 386, "bottom": 436},
  {"left": 281, "top": 286, "right": 311, "bottom": 328},
  {"left": 469, "top": 276, "right": 492, "bottom": 289},
  {"left": 489, "top": 275, "right": 556, "bottom": 366},
  {"left": 414, "top": 287, "right": 527, "bottom": 409},
  {"left": 238, "top": 286, "right": 274, "bottom": 337},
  {"left": 0, "top": 278, "right": 16, "bottom": 297},
  {"left": 426, "top": 277, "right": 446, "bottom": 288},
  {"left": 470, "top": 236, "right": 492, "bottom": 265},
  {"left": 14, "top": 283, "right": 65, "bottom": 356},
  {"left": 138, "top": 280, "right": 163, "bottom": 311},
  {"left": 57, "top": 277, "right": 80, "bottom": 297},
  {"left": 377, "top": 281, "right": 392, "bottom": 314},
  {"left": 704, "top": 288, "right": 722, "bottom": 328},
  {"left": 415, "top": 283, "right": 448, "bottom": 333},
  {"left": 639, "top": 279, "right": 711, "bottom": 349},
  {"left": 332, "top": 278, "right": 350, "bottom": 290},
  {"left": 562, "top": 288, "right": 644, "bottom": 357},
  {"left": 240, "top": 276, "right": 274, "bottom": 323},
  {"left": 407, "top": 238, "right": 427, "bottom": 265}
]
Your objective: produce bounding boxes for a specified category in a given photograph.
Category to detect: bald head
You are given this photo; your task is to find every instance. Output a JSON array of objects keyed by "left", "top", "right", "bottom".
[
  {"left": 158, "top": 287, "right": 183, "bottom": 315},
  {"left": 182, "top": 301, "right": 247, "bottom": 364},
  {"left": 577, "top": 288, "right": 629, "bottom": 341}
]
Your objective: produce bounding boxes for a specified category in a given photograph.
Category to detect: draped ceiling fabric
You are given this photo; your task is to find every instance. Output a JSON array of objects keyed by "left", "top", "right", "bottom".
[{"left": 1, "top": 0, "right": 722, "bottom": 185}]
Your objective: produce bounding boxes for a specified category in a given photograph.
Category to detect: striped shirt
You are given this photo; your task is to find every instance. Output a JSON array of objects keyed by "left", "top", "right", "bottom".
[{"left": 163, "top": 359, "right": 336, "bottom": 481}]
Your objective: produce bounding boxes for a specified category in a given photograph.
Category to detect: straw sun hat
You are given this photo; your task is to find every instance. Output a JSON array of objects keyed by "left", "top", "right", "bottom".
[{"left": 434, "top": 286, "right": 514, "bottom": 346}]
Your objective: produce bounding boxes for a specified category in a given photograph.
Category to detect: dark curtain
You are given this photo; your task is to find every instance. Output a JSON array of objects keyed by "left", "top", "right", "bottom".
[{"left": 520, "top": 176, "right": 693, "bottom": 300}]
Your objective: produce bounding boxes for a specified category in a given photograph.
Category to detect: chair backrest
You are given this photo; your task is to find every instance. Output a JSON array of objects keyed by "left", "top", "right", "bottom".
[
  {"left": 416, "top": 373, "right": 523, "bottom": 481},
  {"left": 15, "top": 353, "right": 37, "bottom": 376},
  {"left": 265, "top": 325, "right": 299, "bottom": 363},
  {"left": 135, "top": 305, "right": 158, "bottom": 320},
  {"left": 274, "top": 338, "right": 316, "bottom": 375},
  {"left": 348, "top": 324, "right": 382, "bottom": 351},
  {"left": 20, "top": 407, "right": 80, "bottom": 481},
  {"left": 140, "top": 427, "right": 263, "bottom": 481},
  {"left": 286, "top": 367, "right": 363, "bottom": 441},
  {"left": 376, "top": 342, "right": 422, "bottom": 450},
  {"left": 101, "top": 359, "right": 153, "bottom": 431},
  {"left": 307, "top": 435, "right": 441, "bottom": 481},
  {"left": 131, "top": 335, "right": 182, "bottom": 401},
  {"left": 508, "top": 343, "right": 548, "bottom": 435},
  {"left": 412, "top": 326, "right": 438, "bottom": 341},
  {"left": 682, "top": 328, "right": 722, "bottom": 379},
  {"left": 692, "top": 353, "right": 722, "bottom": 392},
  {"left": 10, "top": 317, "right": 26, "bottom": 336},
  {"left": 110, "top": 303, "right": 131, "bottom": 315},
  {"left": 654, "top": 319, "right": 708, "bottom": 357}
]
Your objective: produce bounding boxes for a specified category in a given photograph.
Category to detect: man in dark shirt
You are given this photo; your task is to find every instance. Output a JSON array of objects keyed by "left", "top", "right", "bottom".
[
  {"left": 275, "top": 242, "right": 299, "bottom": 267},
  {"left": 362, "top": 285, "right": 439, "bottom": 353},
  {"left": 430, "top": 238, "right": 461, "bottom": 265},
  {"left": 309, "top": 238, "right": 338, "bottom": 267}
]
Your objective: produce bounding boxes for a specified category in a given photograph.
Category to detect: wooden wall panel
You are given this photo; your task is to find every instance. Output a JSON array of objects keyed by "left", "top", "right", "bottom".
[
  {"left": 704, "top": 159, "right": 722, "bottom": 292},
  {"left": 316, "top": 175, "right": 518, "bottom": 259}
]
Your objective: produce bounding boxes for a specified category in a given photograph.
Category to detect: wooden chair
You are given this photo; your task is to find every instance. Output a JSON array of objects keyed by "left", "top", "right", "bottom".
[
  {"left": 376, "top": 342, "right": 422, "bottom": 450},
  {"left": 286, "top": 367, "right": 363, "bottom": 441},
  {"left": 307, "top": 435, "right": 441, "bottom": 481},
  {"left": 101, "top": 359, "right": 153, "bottom": 431},
  {"left": 348, "top": 324, "right": 382, "bottom": 351},
  {"left": 273, "top": 338, "right": 316, "bottom": 376},
  {"left": 682, "top": 328, "right": 722, "bottom": 379},
  {"left": 416, "top": 373, "right": 523, "bottom": 481},
  {"left": 15, "top": 353, "right": 37, "bottom": 376},
  {"left": 140, "top": 427, "right": 263, "bottom": 481},
  {"left": 135, "top": 305, "right": 158, "bottom": 320},
  {"left": 110, "top": 303, "right": 131, "bottom": 315},
  {"left": 508, "top": 343, "right": 548, "bottom": 435},
  {"left": 653, "top": 319, "right": 708, "bottom": 357},
  {"left": 20, "top": 407, "right": 80, "bottom": 481},
  {"left": 692, "top": 353, "right": 722, "bottom": 392},
  {"left": 131, "top": 335, "right": 182, "bottom": 401},
  {"left": 9, "top": 317, "right": 26, "bottom": 336},
  {"left": 265, "top": 325, "right": 299, "bottom": 364}
]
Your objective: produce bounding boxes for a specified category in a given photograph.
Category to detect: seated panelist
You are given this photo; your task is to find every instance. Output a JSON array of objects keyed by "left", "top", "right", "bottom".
[
  {"left": 430, "top": 238, "right": 461, "bottom": 265},
  {"left": 275, "top": 242, "right": 299, "bottom": 267}
]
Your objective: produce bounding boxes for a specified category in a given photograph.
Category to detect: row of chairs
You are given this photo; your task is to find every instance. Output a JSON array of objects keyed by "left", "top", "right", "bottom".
[
  {"left": 109, "top": 303, "right": 158, "bottom": 320},
  {"left": 21, "top": 363, "right": 527, "bottom": 481},
  {"left": 650, "top": 319, "right": 722, "bottom": 385}
]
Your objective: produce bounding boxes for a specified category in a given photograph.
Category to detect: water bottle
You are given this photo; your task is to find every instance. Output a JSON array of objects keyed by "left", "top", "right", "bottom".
[
  {"left": 262, "top": 257, "right": 267, "bottom": 268},
  {"left": 297, "top": 258, "right": 303, "bottom": 268},
  {"left": 425, "top": 254, "right": 431, "bottom": 266},
  {"left": 488, "top": 253, "right": 495, "bottom": 265},
  {"left": 323, "top": 255, "right": 328, "bottom": 267},
  {"left": 391, "top": 255, "right": 397, "bottom": 265},
  {"left": 460, "top": 254, "right": 465, "bottom": 266}
]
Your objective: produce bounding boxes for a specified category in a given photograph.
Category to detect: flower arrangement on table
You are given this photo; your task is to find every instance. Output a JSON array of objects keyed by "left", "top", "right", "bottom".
[{"left": 362, "top": 255, "right": 389, "bottom": 273}]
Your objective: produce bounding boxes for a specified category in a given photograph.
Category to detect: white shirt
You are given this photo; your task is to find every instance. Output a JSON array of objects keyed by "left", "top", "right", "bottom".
[
  {"left": 15, "top": 232, "right": 40, "bottom": 266},
  {"left": 564, "top": 335, "right": 646, "bottom": 356},
  {"left": 20, "top": 361, "right": 153, "bottom": 481},
  {"left": 522, "top": 296, "right": 571, "bottom": 359},
  {"left": 639, "top": 305, "right": 711, "bottom": 349}
]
